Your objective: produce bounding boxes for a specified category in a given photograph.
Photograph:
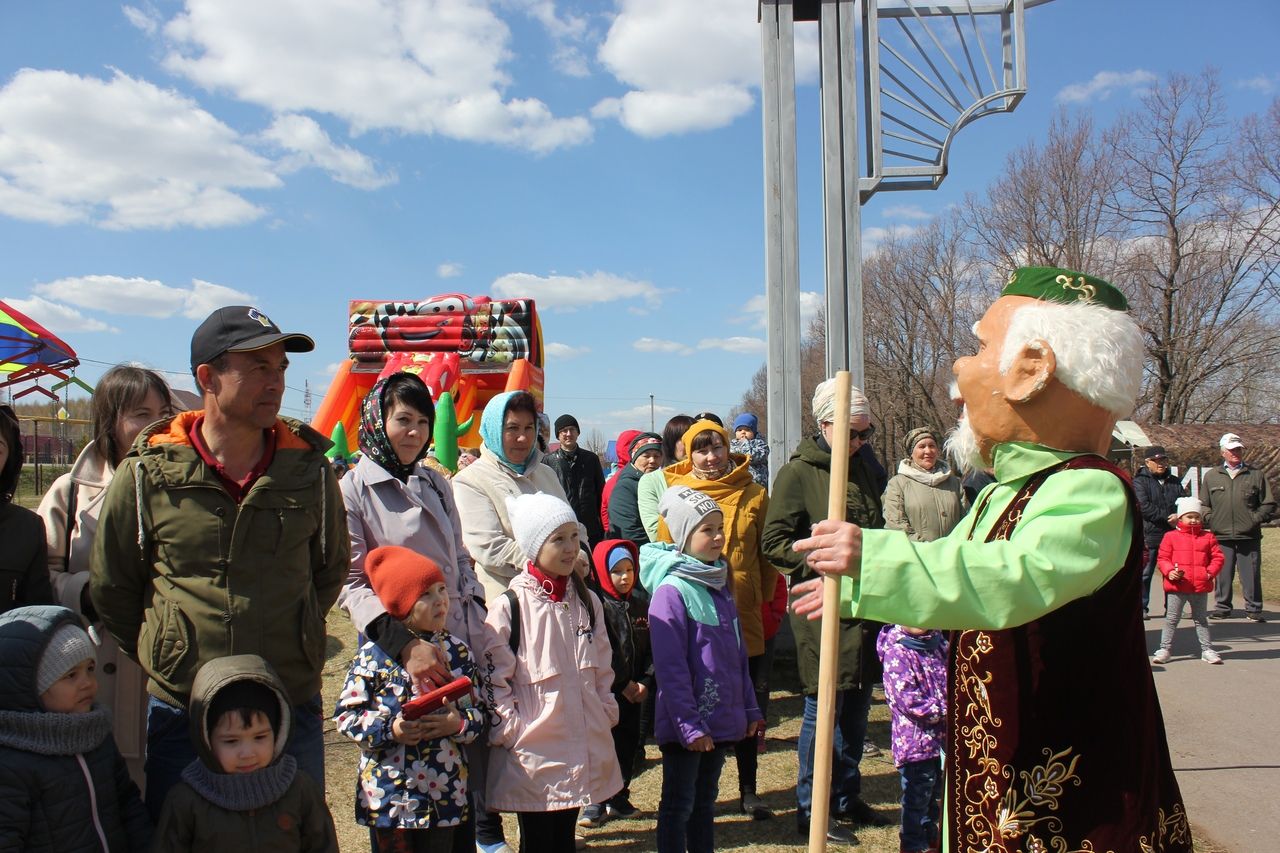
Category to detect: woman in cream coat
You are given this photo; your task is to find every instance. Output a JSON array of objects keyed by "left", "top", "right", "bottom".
[
  {"left": 882, "top": 426, "right": 968, "bottom": 542},
  {"left": 452, "top": 390, "right": 583, "bottom": 603},
  {"left": 37, "top": 364, "right": 174, "bottom": 784}
]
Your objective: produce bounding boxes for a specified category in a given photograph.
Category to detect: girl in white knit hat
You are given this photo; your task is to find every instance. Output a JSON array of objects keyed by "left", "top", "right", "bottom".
[{"left": 480, "top": 492, "right": 622, "bottom": 852}]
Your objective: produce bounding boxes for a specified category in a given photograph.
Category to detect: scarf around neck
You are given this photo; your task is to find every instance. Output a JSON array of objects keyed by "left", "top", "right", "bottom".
[
  {"left": 527, "top": 562, "right": 568, "bottom": 602},
  {"left": 0, "top": 705, "right": 112, "bottom": 756},
  {"left": 181, "top": 753, "right": 298, "bottom": 811},
  {"left": 358, "top": 376, "right": 429, "bottom": 482},
  {"left": 663, "top": 555, "right": 728, "bottom": 626}
]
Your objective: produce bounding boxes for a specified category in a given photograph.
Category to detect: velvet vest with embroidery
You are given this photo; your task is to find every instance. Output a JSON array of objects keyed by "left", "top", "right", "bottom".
[{"left": 947, "top": 455, "right": 1191, "bottom": 853}]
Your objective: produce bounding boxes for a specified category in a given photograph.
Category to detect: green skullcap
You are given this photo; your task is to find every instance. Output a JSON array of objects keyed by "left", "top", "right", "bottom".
[{"left": 1001, "top": 266, "right": 1128, "bottom": 312}]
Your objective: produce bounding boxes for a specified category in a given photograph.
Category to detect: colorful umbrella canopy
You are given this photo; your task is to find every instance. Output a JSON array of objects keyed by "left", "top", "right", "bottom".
[{"left": 0, "top": 300, "right": 79, "bottom": 397}]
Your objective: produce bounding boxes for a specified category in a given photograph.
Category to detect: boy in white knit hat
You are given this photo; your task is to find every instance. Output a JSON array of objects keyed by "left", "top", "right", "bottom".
[
  {"left": 480, "top": 492, "right": 622, "bottom": 851},
  {"left": 0, "top": 605, "right": 151, "bottom": 850}
]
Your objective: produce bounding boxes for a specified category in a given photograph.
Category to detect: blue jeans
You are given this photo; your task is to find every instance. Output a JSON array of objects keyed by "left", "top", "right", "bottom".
[
  {"left": 657, "top": 744, "right": 727, "bottom": 853},
  {"left": 899, "top": 757, "right": 943, "bottom": 852},
  {"left": 796, "top": 684, "right": 873, "bottom": 820},
  {"left": 143, "top": 693, "right": 325, "bottom": 819},
  {"left": 1141, "top": 542, "right": 1162, "bottom": 613}
]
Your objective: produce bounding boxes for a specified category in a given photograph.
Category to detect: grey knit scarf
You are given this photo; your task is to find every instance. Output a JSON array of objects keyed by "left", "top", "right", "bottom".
[
  {"left": 0, "top": 705, "right": 112, "bottom": 755},
  {"left": 180, "top": 753, "right": 298, "bottom": 811}
]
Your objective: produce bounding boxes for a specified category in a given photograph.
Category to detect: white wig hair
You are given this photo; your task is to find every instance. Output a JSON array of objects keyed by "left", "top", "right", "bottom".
[{"left": 998, "top": 300, "right": 1144, "bottom": 417}]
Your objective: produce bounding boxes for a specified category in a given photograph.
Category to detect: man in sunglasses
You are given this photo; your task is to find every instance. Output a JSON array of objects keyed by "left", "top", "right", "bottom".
[{"left": 791, "top": 268, "right": 1190, "bottom": 852}]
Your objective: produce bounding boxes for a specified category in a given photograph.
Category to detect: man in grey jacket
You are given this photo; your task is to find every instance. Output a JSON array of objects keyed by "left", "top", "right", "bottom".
[{"left": 1202, "top": 432, "right": 1277, "bottom": 621}]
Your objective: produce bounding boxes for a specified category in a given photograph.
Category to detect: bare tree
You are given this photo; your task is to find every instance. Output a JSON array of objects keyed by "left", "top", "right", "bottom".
[
  {"left": 579, "top": 428, "right": 608, "bottom": 456},
  {"left": 1107, "top": 71, "right": 1280, "bottom": 422}
]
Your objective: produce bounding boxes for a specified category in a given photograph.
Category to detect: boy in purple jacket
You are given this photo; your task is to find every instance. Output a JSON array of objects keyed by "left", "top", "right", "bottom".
[
  {"left": 877, "top": 624, "right": 948, "bottom": 853},
  {"left": 641, "top": 486, "right": 763, "bottom": 853}
]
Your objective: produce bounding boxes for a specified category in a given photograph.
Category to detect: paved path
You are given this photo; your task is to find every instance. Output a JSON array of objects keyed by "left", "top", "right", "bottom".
[{"left": 1148, "top": 603, "right": 1280, "bottom": 851}]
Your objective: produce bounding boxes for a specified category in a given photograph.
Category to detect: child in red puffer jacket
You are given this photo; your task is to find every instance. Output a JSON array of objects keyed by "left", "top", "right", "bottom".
[{"left": 1152, "top": 497, "right": 1225, "bottom": 665}]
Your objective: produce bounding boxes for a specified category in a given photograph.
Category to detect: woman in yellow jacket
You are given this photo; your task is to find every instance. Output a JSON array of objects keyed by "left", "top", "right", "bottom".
[{"left": 652, "top": 418, "right": 778, "bottom": 820}]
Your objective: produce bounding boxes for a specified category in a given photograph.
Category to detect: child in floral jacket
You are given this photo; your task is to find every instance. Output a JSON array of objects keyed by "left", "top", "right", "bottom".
[
  {"left": 335, "top": 546, "right": 485, "bottom": 852},
  {"left": 877, "top": 623, "right": 948, "bottom": 853}
]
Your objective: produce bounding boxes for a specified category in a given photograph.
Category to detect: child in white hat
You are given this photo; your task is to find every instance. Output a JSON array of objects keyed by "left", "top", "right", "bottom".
[
  {"left": 1153, "top": 497, "right": 1226, "bottom": 664},
  {"left": 481, "top": 492, "right": 622, "bottom": 851}
]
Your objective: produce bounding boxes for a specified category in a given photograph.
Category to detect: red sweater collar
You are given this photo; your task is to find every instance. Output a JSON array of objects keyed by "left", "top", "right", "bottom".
[{"left": 527, "top": 563, "right": 568, "bottom": 602}]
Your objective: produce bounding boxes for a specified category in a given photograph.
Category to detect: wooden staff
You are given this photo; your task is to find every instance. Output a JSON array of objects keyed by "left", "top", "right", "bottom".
[{"left": 808, "top": 371, "right": 852, "bottom": 852}]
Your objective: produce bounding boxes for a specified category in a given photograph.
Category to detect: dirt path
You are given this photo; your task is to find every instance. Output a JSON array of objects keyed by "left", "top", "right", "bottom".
[{"left": 1147, "top": 604, "right": 1280, "bottom": 852}]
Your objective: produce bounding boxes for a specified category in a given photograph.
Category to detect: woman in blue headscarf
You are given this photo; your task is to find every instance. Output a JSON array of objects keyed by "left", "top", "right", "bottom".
[{"left": 452, "top": 390, "right": 583, "bottom": 602}]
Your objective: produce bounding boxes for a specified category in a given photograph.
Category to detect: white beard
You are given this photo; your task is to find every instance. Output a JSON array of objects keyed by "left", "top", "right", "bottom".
[{"left": 945, "top": 410, "right": 989, "bottom": 475}]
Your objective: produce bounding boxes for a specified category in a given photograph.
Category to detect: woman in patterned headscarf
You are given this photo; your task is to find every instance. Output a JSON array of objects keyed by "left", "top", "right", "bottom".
[{"left": 337, "top": 371, "right": 486, "bottom": 681}]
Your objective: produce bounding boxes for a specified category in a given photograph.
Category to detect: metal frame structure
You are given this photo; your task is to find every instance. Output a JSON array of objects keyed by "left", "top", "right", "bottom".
[{"left": 761, "top": 0, "right": 1051, "bottom": 480}]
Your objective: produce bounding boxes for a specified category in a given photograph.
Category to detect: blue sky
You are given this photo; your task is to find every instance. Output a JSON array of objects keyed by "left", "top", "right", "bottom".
[{"left": 1, "top": 0, "right": 1277, "bottom": 443}]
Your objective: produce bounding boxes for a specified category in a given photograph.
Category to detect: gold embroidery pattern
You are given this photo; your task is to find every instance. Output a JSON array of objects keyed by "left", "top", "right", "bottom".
[
  {"left": 953, "top": 630, "right": 1192, "bottom": 852},
  {"left": 1056, "top": 273, "right": 1096, "bottom": 303}
]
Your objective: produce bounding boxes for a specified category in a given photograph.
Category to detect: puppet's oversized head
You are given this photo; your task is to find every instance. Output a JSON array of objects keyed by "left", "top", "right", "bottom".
[{"left": 948, "top": 267, "right": 1144, "bottom": 470}]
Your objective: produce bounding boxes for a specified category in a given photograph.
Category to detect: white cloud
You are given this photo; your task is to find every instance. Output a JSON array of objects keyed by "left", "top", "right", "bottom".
[
  {"left": 160, "top": 0, "right": 591, "bottom": 153},
  {"left": 492, "top": 271, "right": 664, "bottom": 311},
  {"left": 633, "top": 337, "right": 693, "bottom": 355},
  {"left": 697, "top": 336, "right": 765, "bottom": 354},
  {"left": 508, "top": 0, "right": 592, "bottom": 78},
  {"left": 881, "top": 204, "right": 932, "bottom": 221},
  {"left": 122, "top": 4, "right": 160, "bottom": 35},
  {"left": 0, "top": 69, "right": 277, "bottom": 229},
  {"left": 736, "top": 290, "right": 823, "bottom": 331},
  {"left": 595, "top": 0, "right": 818, "bottom": 137},
  {"left": 544, "top": 342, "right": 590, "bottom": 359},
  {"left": 33, "top": 275, "right": 256, "bottom": 319},
  {"left": 3, "top": 295, "right": 120, "bottom": 334},
  {"left": 437, "top": 262, "right": 463, "bottom": 279},
  {"left": 1056, "top": 70, "right": 1156, "bottom": 104},
  {"left": 1237, "top": 74, "right": 1280, "bottom": 94},
  {"left": 602, "top": 402, "right": 678, "bottom": 421},
  {"left": 863, "top": 224, "right": 921, "bottom": 248},
  {"left": 261, "top": 115, "right": 394, "bottom": 189}
]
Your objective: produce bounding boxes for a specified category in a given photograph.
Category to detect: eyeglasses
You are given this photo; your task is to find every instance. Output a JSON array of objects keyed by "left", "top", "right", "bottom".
[{"left": 822, "top": 422, "right": 875, "bottom": 442}]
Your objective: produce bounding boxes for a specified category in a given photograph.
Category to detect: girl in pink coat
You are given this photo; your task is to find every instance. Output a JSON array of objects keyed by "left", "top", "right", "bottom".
[
  {"left": 480, "top": 493, "right": 622, "bottom": 852},
  {"left": 1153, "top": 497, "right": 1225, "bottom": 665}
]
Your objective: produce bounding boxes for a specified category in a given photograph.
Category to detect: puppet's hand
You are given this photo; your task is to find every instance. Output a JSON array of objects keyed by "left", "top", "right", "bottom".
[{"left": 794, "top": 519, "right": 862, "bottom": 578}]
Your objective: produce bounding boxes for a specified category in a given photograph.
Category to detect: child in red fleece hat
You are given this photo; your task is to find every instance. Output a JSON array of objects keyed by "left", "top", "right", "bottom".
[{"left": 334, "top": 545, "right": 485, "bottom": 851}]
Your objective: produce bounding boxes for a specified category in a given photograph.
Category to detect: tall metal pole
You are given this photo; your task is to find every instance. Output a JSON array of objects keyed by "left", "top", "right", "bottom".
[
  {"left": 819, "top": 0, "right": 863, "bottom": 385},
  {"left": 762, "top": 0, "right": 803, "bottom": 483},
  {"left": 649, "top": 394, "right": 655, "bottom": 432}
]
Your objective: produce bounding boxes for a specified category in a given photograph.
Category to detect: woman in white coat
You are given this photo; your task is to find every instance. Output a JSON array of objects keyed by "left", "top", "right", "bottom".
[{"left": 37, "top": 364, "right": 174, "bottom": 784}]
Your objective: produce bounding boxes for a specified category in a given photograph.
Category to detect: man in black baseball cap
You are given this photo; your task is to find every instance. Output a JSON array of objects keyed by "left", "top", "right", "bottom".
[
  {"left": 92, "top": 304, "right": 347, "bottom": 814},
  {"left": 190, "top": 305, "right": 315, "bottom": 376}
]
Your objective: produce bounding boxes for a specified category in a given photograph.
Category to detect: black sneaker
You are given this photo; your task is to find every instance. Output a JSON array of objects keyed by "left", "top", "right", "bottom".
[
  {"left": 604, "top": 798, "right": 638, "bottom": 819},
  {"left": 1208, "top": 610, "right": 1231, "bottom": 620},
  {"left": 833, "top": 798, "right": 892, "bottom": 827},
  {"left": 1245, "top": 612, "right": 1267, "bottom": 623},
  {"left": 797, "top": 817, "right": 859, "bottom": 845},
  {"left": 740, "top": 793, "right": 773, "bottom": 821}
]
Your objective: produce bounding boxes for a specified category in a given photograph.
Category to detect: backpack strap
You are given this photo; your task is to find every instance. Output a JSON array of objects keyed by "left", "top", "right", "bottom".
[{"left": 503, "top": 589, "right": 520, "bottom": 655}]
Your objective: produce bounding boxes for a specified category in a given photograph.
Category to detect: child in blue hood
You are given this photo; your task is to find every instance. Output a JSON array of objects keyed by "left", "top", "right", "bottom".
[
  {"left": 641, "top": 486, "right": 762, "bottom": 853},
  {"left": 730, "top": 413, "right": 769, "bottom": 489}
]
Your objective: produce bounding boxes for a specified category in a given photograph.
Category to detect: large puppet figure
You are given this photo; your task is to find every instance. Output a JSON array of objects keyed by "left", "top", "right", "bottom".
[{"left": 793, "top": 267, "right": 1191, "bottom": 853}]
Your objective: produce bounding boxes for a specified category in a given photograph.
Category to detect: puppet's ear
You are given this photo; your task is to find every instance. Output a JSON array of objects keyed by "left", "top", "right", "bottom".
[{"left": 1001, "top": 338, "right": 1057, "bottom": 404}]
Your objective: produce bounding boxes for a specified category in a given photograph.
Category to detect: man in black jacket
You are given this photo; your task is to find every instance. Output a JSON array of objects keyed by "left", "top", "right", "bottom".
[
  {"left": 1133, "top": 445, "right": 1184, "bottom": 618},
  {"left": 544, "top": 414, "right": 606, "bottom": 546}
]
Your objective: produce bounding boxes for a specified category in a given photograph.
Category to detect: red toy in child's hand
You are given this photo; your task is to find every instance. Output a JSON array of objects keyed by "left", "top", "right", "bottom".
[{"left": 401, "top": 676, "right": 472, "bottom": 721}]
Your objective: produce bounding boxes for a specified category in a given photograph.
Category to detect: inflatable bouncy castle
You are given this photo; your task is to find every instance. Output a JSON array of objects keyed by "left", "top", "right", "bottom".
[{"left": 311, "top": 295, "right": 544, "bottom": 471}]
